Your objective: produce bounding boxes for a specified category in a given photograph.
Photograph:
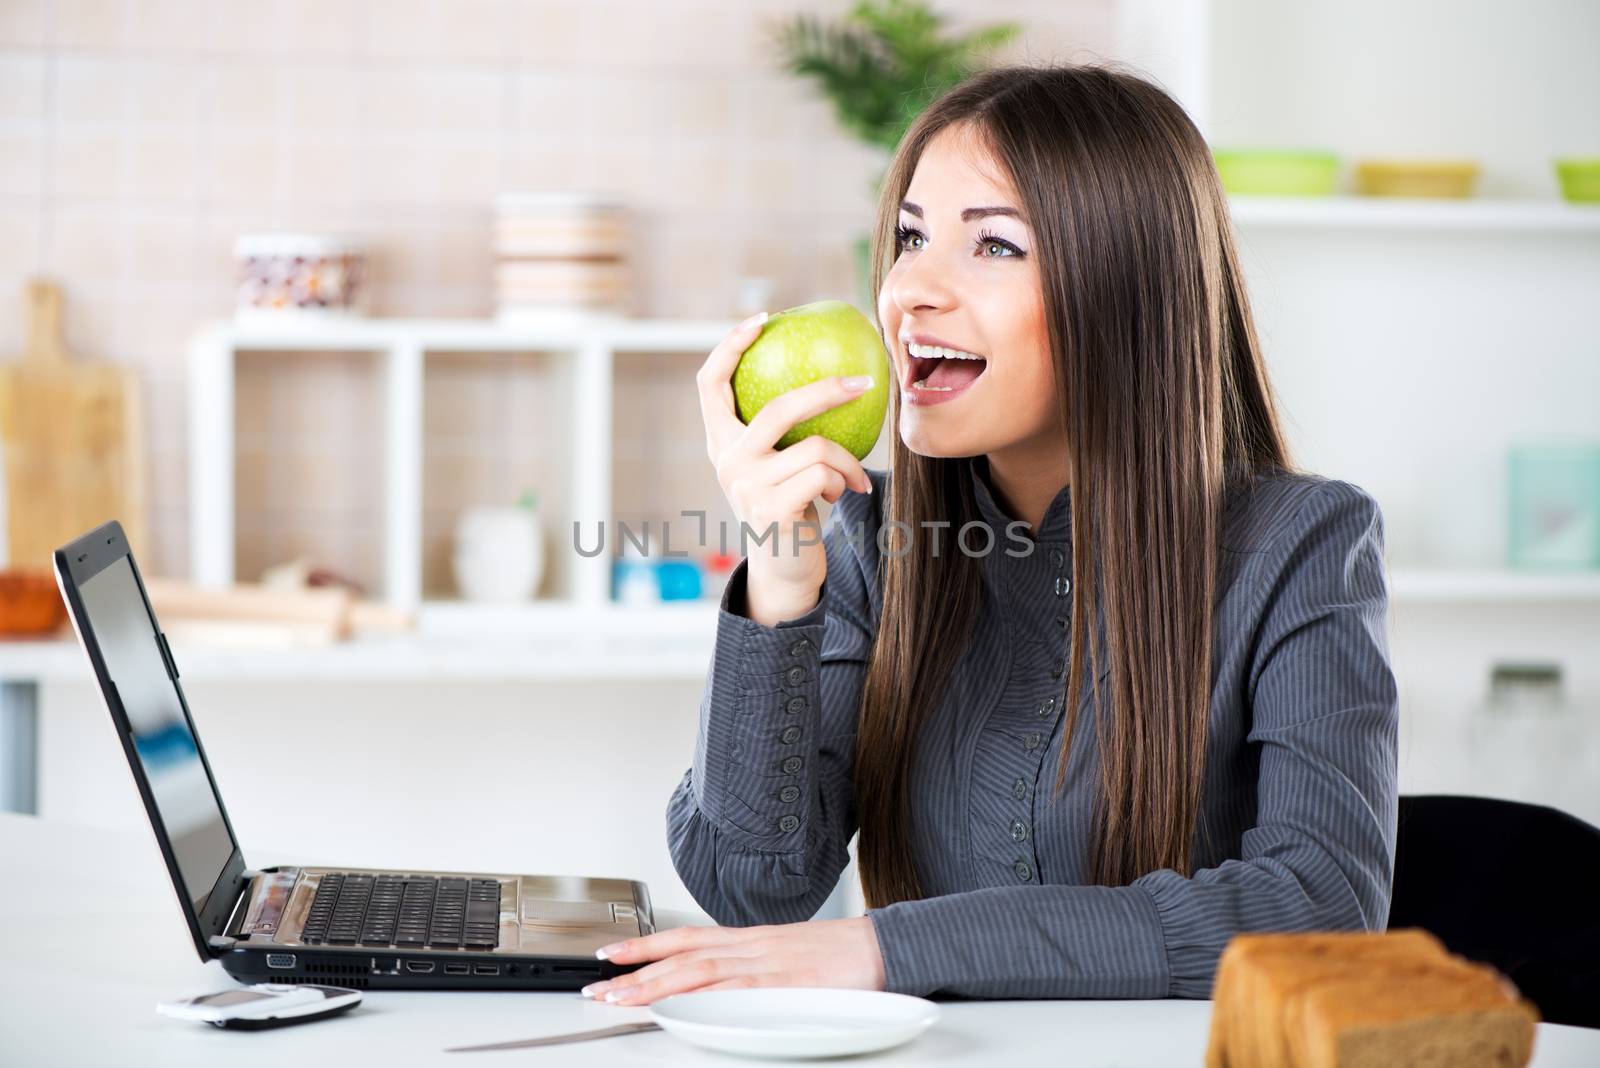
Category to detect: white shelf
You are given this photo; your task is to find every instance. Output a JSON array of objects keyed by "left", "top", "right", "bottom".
[
  {"left": 193, "top": 315, "right": 740, "bottom": 353},
  {"left": 0, "top": 628, "right": 717, "bottom": 683},
  {"left": 187, "top": 315, "right": 740, "bottom": 618},
  {"left": 1388, "top": 567, "right": 1600, "bottom": 602},
  {"left": 1, "top": 603, "right": 722, "bottom": 683},
  {"left": 1228, "top": 195, "right": 1600, "bottom": 233},
  {"left": 15, "top": 570, "right": 1597, "bottom": 685},
  {"left": 416, "top": 598, "right": 721, "bottom": 637}
]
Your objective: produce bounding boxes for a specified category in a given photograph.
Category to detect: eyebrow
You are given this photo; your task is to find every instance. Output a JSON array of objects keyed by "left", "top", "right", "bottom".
[{"left": 900, "top": 201, "right": 1024, "bottom": 223}]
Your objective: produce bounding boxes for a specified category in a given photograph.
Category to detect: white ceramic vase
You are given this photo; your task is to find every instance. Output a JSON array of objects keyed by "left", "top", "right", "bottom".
[{"left": 453, "top": 506, "right": 545, "bottom": 602}]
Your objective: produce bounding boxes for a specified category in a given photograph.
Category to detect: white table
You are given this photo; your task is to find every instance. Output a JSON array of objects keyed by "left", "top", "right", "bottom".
[{"left": 2, "top": 814, "right": 1596, "bottom": 1067}]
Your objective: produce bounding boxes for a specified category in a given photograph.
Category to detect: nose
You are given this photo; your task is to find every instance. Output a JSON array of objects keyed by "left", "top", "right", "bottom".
[{"left": 886, "top": 242, "right": 957, "bottom": 320}]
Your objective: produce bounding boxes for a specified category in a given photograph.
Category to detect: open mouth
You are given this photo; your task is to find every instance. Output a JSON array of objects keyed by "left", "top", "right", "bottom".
[{"left": 905, "top": 344, "right": 988, "bottom": 393}]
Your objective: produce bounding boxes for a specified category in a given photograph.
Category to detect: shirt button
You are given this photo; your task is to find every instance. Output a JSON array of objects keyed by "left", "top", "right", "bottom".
[
  {"left": 1054, "top": 576, "right": 1071, "bottom": 596},
  {"left": 780, "top": 725, "right": 802, "bottom": 744},
  {"left": 1012, "top": 777, "right": 1028, "bottom": 800},
  {"left": 1023, "top": 732, "right": 1041, "bottom": 750},
  {"left": 1055, "top": 615, "right": 1068, "bottom": 632},
  {"left": 788, "top": 639, "right": 810, "bottom": 657},
  {"left": 1049, "top": 548, "right": 1064, "bottom": 568},
  {"left": 1049, "top": 658, "right": 1065, "bottom": 680},
  {"left": 778, "top": 785, "right": 800, "bottom": 803},
  {"left": 781, "top": 756, "right": 803, "bottom": 774},
  {"left": 779, "top": 815, "right": 800, "bottom": 832},
  {"left": 785, "top": 666, "right": 807, "bottom": 686},
  {"left": 786, "top": 696, "right": 807, "bottom": 715},
  {"left": 1036, "top": 697, "right": 1055, "bottom": 718},
  {"left": 1013, "top": 860, "right": 1033, "bottom": 882},
  {"left": 1010, "top": 820, "right": 1029, "bottom": 843}
]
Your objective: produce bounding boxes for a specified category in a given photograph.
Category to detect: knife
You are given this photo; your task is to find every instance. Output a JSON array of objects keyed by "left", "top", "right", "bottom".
[{"left": 445, "top": 1020, "right": 662, "bottom": 1052}]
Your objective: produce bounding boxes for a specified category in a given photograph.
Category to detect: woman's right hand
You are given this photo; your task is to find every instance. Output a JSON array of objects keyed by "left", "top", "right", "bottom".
[{"left": 697, "top": 312, "right": 875, "bottom": 622}]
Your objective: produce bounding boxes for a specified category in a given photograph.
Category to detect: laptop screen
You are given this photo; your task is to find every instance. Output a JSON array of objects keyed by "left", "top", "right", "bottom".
[{"left": 77, "top": 556, "right": 235, "bottom": 913}]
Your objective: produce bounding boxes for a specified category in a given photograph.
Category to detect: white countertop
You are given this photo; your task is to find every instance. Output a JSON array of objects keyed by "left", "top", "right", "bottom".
[
  {"left": 0, "top": 602, "right": 723, "bottom": 683},
  {"left": 2, "top": 813, "right": 1597, "bottom": 1067}
]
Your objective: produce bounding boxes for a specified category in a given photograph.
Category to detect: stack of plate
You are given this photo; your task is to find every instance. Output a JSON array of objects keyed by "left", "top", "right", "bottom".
[{"left": 493, "top": 192, "right": 631, "bottom": 326}]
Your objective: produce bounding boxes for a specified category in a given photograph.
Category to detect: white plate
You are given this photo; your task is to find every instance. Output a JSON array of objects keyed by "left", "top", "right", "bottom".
[{"left": 648, "top": 987, "right": 941, "bottom": 1059}]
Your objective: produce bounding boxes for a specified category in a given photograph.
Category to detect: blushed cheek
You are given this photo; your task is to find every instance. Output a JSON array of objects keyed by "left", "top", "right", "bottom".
[
  {"left": 1019, "top": 308, "right": 1054, "bottom": 411},
  {"left": 997, "top": 362, "right": 1058, "bottom": 440}
]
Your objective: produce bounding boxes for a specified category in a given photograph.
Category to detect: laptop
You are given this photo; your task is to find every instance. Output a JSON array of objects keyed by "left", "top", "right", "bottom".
[{"left": 54, "top": 520, "right": 653, "bottom": 990}]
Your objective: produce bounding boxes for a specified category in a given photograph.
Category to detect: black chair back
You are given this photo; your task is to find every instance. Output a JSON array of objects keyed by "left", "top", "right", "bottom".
[{"left": 1390, "top": 794, "right": 1600, "bottom": 1029}]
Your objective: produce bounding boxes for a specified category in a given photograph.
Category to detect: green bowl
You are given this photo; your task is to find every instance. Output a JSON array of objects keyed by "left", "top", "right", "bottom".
[
  {"left": 1212, "top": 149, "right": 1340, "bottom": 196},
  {"left": 1554, "top": 158, "right": 1600, "bottom": 204}
]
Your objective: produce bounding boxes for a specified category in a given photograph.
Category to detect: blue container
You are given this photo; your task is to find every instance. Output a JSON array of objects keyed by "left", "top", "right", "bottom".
[
  {"left": 656, "top": 560, "right": 702, "bottom": 602},
  {"left": 1508, "top": 442, "right": 1600, "bottom": 568}
]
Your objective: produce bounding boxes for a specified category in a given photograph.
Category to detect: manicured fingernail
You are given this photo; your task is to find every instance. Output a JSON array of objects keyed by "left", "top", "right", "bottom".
[
  {"left": 604, "top": 988, "right": 626, "bottom": 1003},
  {"left": 741, "top": 311, "right": 768, "bottom": 330},
  {"left": 842, "top": 375, "right": 873, "bottom": 391},
  {"left": 596, "top": 943, "right": 621, "bottom": 960},
  {"left": 580, "top": 983, "right": 598, "bottom": 998}
]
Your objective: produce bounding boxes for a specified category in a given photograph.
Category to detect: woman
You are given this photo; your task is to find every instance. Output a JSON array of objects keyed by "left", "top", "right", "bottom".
[{"left": 581, "top": 63, "right": 1398, "bottom": 1005}]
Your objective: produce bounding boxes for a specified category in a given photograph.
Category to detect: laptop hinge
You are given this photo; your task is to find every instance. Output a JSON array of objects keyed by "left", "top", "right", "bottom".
[{"left": 208, "top": 934, "right": 238, "bottom": 952}]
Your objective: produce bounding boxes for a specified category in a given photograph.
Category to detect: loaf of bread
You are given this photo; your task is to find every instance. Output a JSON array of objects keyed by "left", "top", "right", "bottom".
[{"left": 1205, "top": 928, "right": 1539, "bottom": 1068}]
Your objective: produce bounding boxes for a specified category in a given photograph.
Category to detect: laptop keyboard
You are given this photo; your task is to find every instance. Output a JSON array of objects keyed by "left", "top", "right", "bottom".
[{"left": 299, "top": 873, "right": 501, "bottom": 949}]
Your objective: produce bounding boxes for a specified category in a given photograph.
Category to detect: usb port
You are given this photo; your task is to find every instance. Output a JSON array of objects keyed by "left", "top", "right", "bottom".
[
  {"left": 443, "top": 963, "right": 470, "bottom": 976},
  {"left": 405, "top": 960, "right": 436, "bottom": 974},
  {"left": 265, "top": 953, "right": 296, "bottom": 970},
  {"left": 473, "top": 964, "right": 500, "bottom": 976}
]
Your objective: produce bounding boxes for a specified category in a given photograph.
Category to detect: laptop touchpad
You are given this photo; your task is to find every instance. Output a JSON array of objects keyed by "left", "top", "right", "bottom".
[{"left": 521, "top": 900, "right": 619, "bottom": 925}]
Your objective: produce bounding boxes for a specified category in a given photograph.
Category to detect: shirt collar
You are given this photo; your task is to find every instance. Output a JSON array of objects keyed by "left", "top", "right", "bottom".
[{"left": 968, "top": 454, "right": 1073, "bottom": 544}]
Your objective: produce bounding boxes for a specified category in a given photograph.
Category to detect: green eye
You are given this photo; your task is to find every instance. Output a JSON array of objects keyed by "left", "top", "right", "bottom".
[
  {"left": 894, "top": 224, "right": 924, "bottom": 251},
  {"left": 976, "top": 230, "right": 1021, "bottom": 257}
]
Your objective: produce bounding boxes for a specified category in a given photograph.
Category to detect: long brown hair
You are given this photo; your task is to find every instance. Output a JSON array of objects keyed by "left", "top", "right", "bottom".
[{"left": 853, "top": 64, "right": 1296, "bottom": 908}]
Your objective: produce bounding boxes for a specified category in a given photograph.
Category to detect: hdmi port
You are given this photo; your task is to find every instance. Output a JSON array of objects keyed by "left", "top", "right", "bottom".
[
  {"left": 405, "top": 960, "right": 436, "bottom": 974},
  {"left": 443, "top": 963, "right": 470, "bottom": 976}
]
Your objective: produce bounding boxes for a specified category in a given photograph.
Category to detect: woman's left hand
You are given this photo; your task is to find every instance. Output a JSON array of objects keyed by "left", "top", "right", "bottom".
[{"left": 580, "top": 916, "right": 886, "bottom": 1006}]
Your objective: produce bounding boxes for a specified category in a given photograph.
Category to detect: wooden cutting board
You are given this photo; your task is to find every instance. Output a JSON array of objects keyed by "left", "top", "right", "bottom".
[
  {"left": 0, "top": 279, "right": 147, "bottom": 571},
  {"left": 142, "top": 577, "right": 415, "bottom": 645}
]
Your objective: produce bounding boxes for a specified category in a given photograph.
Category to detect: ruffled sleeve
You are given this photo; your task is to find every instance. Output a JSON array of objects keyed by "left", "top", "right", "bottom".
[{"left": 665, "top": 480, "right": 882, "bottom": 924}]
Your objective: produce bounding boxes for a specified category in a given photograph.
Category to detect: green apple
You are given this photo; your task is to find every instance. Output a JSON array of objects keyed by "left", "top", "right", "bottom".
[{"left": 732, "top": 299, "right": 890, "bottom": 461}]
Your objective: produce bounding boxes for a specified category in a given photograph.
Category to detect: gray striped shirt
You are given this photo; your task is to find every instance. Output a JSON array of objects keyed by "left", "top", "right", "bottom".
[{"left": 665, "top": 456, "right": 1398, "bottom": 998}]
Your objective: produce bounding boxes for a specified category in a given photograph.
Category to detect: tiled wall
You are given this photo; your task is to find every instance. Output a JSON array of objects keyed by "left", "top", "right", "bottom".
[{"left": 0, "top": 0, "right": 1112, "bottom": 583}]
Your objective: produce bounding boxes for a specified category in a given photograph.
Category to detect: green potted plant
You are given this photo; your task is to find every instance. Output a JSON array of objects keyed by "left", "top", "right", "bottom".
[{"left": 768, "top": 0, "right": 1022, "bottom": 310}]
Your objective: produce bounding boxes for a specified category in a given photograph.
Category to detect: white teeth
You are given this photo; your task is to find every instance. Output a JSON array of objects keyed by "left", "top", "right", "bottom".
[
  {"left": 906, "top": 341, "right": 985, "bottom": 361},
  {"left": 911, "top": 381, "right": 955, "bottom": 391}
]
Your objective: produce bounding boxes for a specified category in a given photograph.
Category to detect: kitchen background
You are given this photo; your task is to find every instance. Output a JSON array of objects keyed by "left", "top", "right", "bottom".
[{"left": 0, "top": 0, "right": 1596, "bottom": 922}]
